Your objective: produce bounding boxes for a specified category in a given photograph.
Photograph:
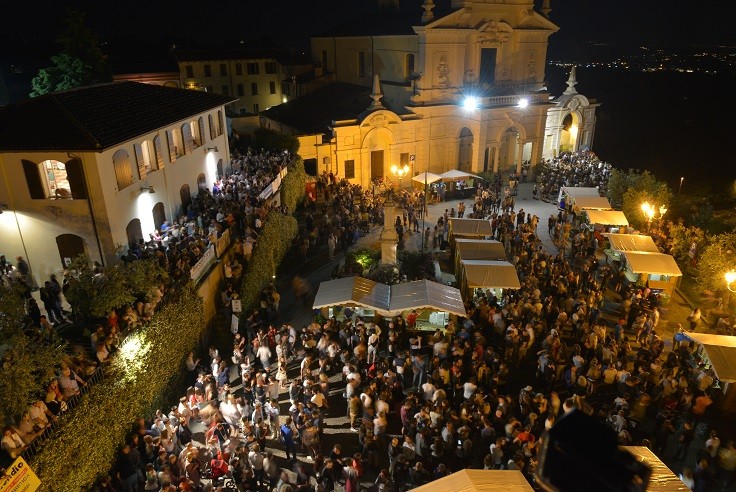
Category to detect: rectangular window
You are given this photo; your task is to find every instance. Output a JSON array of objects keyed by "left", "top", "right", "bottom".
[
  {"left": 237, "top": 84, "right": 245, "bottom": 96},
  {"left": 253, "top": 104, "right": 259, "bottom": 113},
  {"left": 358, "top": 52, "right": 366, "bottom": 77},
  {"left": 235, "top": 63, "right": 243, "bottom": 75},
  {"left": 247, "top": 62, "right": 259, "bottom": 75},
  {"left": 185, "top": 65, "right": 194, "bottom": 78},
  {"left": 405, "top": 54, "right": 415, "bottom": 78},
  {"left": 269, "top": 81, "right": 276, "bottom": 94},
  {"left": 265, "top": 62, "right": 277, "bottom": 74},
  {"left": 204, "top": 64, "right": 212, "bottom": 77},
  {"left": 479, "top": 48, "right": 498, "bottom": 86},
  {"left": 251, "top": 83, "right": 258, "bottom": 95},
  {"left": 219, "top": 63, "right": 227, "bottom": 76},
  {"left": 222, "top": 85, "right": 230, "bottom": 96},
  {"left": 344, "top": 159, "right": 355, "bottom": 179}
]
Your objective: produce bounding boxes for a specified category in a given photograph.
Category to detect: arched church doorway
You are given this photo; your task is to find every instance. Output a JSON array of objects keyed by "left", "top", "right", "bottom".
[
  {"left": 458, "top": 127, "right": 473, "bottom": 172},
  {"left": 152, "top": 202, "right": 166, "bottom": 231},
  {"left": 559, "top": 113, "right": 579, "bottom": 154},
  {"left": 499, "top": 128, "right": 520, "bottom": 175}
]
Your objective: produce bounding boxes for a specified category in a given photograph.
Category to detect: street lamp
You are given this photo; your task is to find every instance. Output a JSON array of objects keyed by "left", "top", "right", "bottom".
[
  {"left": 640, "top": 201, "right": 667, "bottom": 233},
  {"left": 726, "top": 270, "right": 736, "bottom": 293},
  {"left": 391, "top": 164, "right": 410, "bottom": 190}
]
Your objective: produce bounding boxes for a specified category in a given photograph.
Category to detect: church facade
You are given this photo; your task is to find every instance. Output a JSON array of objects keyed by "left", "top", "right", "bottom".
[{"left": 261, "top": 0, "right": 598, "bottom": 188}]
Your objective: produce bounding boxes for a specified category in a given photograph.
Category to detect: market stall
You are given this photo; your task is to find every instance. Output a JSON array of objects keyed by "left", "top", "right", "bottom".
[
  {"left": 682, "top": 332, "right": 736, "bottom": 383},
  {"left": 312, "top": 276, "right": 466, "bottom": 331},
  {"left": 453, "top": 238, "right": 507, "bottom": 277},
  {"left": 411, "top": 469, "right": 534, "bottom": 492},
  {"left": 458, "top": 259, "right": 521, "bottom": 301},
  {"left": 581, "top": 209, "right": 629, "bottom": 235},
  {"left": 439, "top": 169, "right": 481, "bottom": 199},
  {"left": 570, "top": 195, "right": 612, "bottom": 213},
  {"left": 620, "top": 251, "right": 682, "bottom": 296},
  {"left": 602, "top": 233, "right": 659, "bottom": 266},
  {"left": 620, "top": 446, "right": 690, "bottom": 491},
  {"left": 557, "top": 186, "right": 601, "bottom": 209},
  {"left": 448, "top": 218, "right": 494, "bottom": 254}
]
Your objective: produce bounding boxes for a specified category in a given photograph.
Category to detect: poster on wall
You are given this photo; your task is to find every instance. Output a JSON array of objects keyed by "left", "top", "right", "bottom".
[
  {"left": 231, "top": 299, "right": 242, "bottom": 313},
  {"left": 230, "top": 314, "right": 240, "bottom": 334}
]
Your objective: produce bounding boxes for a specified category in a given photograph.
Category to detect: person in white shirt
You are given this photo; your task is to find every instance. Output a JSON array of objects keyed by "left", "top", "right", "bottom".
[
  {"left": 311, "top": 388, "right": 328, "bottom": 410},
  {"left": 256, "top": 344, "right": 272, "bottom": 372},
  {"left": 421, "top": 379, "right": 436, "bottom": 402},
  {"left": 463, "top": 378, "right": 478, "bottom": 400},
  {"left": 1, "top": 427, "right": 26, "bottom": 458}
]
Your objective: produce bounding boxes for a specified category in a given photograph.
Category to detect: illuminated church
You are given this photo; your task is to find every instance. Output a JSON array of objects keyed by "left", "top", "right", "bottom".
[{"left": 262, "top": 0, "right": 598, "bottom": 186}]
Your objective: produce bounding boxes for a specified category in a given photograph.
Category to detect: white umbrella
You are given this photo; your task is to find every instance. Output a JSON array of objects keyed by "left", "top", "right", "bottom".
[
  {"left": 411, "top": 171, "right": 442, "bottom": 185},
  {"left": 439, "top": 169, "right": 482, "bottom": 181}
]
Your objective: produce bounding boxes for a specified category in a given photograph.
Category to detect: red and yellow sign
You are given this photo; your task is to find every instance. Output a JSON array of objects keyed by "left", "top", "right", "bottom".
[{"left": 0, "top": 458, "right": 40, "bottom": 492}]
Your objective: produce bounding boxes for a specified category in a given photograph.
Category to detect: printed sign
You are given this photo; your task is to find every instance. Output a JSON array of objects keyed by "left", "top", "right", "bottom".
[
  {"left": 189, "top": 245, "right": 216, "bottom": 282},
  {"left": 0, "top": 457, "right": 41, "bottom": 492},
  {"left": 215, "top": 229, "right": 231, "bottom": 258},
  {"left": 231, "top": 299, "right": 242, "bottom": 313}
]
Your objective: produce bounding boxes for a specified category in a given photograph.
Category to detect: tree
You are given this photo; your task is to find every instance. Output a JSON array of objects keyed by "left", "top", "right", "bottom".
[
  {"left": 607, "top": 169, "right": 673, "bottom": 229},
  {"left": 30, "top": 54, "right": 92, "bottom": 97},
  {"left": 56, "top": 8, "right": 111, "bottom": 84},
  {"left": 0, "top": 285, "right": 66, "bottom": 425},
  {"left": 697, "top": 231, "right": 736, "bottom": 294},
  {"left": 253, "top": 128, "right": 299, "bottom": 154},
  {"left": 64, "top": 254, "right": 167, "bottom": 320}
]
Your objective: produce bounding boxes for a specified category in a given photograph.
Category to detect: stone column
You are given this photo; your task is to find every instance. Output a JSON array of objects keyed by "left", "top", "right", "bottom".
[
  {"left": 517, "top": 141, "right": 525, "bottom": 174},
  {"left": 380, "top": 198, "right": 399, "bottom": 266},
  {"left": 493, "top": 146, "right": 500, "bottom": 172}
]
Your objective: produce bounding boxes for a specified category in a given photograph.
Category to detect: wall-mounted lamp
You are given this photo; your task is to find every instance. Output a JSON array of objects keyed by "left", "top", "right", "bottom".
[
  {"left": 141, "top": 185, "right": 155, "bottom": 194},
  {"left": 0, "top": 203, "right": 7, "bottom": 214},
  {"left": 206, "top": 146, "right": 218, "bottom": 152}
]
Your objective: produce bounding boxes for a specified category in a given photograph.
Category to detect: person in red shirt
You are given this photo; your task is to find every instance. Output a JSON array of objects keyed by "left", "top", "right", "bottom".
[
  {"left": 406, "top": 310, "right": 418, "bottom": 329},
  {"left": 513, "top": 425, "right": 536, "bottom": 445}
]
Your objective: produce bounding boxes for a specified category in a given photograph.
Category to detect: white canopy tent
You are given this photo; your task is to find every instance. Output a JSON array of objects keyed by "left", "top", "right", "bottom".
[
  {"left": 455, "top": 239, "right": 507, "bottom": 261},
  {"left": 571, "top": 195, "right": 612, "bottom": 212},
  {"left": 439, "top": 169, "right": 481, "bottom": 181},
  {"left": 621, "top": 251, "right": 683, "bottom": 277},
  {"left": 584, "top": 209, "right": 629, "bottom": 227},
  {"left": 621, "top": 446, "right": 690, "bottom": 491},
  {"left": 412, "top": 171, "right": 442, "bottom": 185},
  {"left": 312, "top": 276, "right": 466, "bottom": 317},
  {"left": 461, "top": 260, "right": 521, "bottom": 290},
  {"left": 604, "top": 233, "right": 659, "bottom": 253},
  {"left": 559, "top": 186, "right": 601, "bottom": 199},
  {"left": 411, "top": 469, "right": 534, "bottom": 492},
  {"left": 449, "top": 218, "right": 493, "bottom": 238},
  {"left": 682, "top": 332, "right": 736, "bottom": 383}
]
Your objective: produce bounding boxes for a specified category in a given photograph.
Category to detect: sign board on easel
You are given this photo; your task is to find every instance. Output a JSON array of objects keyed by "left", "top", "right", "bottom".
[{"left": 0, "top": 457, "right": 41, "bottom": 492}]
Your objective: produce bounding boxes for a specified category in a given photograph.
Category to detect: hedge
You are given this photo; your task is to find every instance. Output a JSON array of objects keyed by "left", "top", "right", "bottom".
[
  {"left": 240, "top": 212, "right": 299, "bottom": 311},
  {"left": 30, "top": 283, "right": 205, "bottom": 492},
  {"left": 281, "top": 156, "right": 307, "bottom": 213}
]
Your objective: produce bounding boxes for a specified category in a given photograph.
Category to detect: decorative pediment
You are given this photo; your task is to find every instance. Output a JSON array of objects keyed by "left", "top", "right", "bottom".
[
  {"left": 359, "top": 109, "right": 402, "bottom": 127},
  {"left": 477, "top": 20, "right": 513, "bottom": 44}
]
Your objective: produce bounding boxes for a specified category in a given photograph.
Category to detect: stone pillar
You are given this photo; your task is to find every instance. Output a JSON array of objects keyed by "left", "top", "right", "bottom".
[
  {"left": 493, "top": 146, "right": 500, "bottom": 172},
  {"left": 380, "top": 198, "right": 399, "bottom": 266},
  {"left": 517, "top": 141, "right": 525, "bottom": 174}
]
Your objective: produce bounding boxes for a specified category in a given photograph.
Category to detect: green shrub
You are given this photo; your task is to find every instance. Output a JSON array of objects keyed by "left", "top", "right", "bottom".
[{"left": 281, "top": 156, "right": 307, "bottom": 213}]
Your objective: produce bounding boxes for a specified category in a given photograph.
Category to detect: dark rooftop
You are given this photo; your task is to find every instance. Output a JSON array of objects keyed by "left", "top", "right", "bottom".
[
  {"left": 0, "top": 81, "right": 237, "bottom": 152},
  {"left": 173, "top": 48, "right": 310, "bottom": 66}
]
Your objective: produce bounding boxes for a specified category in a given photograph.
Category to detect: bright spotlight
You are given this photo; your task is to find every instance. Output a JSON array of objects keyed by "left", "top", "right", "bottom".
[
  {"left": 463, "top": 96, "right": 479, "bottom": 111},
  {"left": 518, "top": 98, "right": 529, "bottom": 108}
]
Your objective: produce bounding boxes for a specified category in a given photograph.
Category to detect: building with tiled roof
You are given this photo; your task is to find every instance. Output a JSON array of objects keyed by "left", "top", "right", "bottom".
[{"left": 0, "top": 81, "right": 237, "bottom": 282}]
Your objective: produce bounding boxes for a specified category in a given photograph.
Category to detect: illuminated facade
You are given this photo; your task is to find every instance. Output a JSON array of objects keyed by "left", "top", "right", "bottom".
[
  {"left": 262, "top": 0, "right": 598, "bottom": 187},
  {"left": 0, "top": 81, "right": 235, "bottom": 285}
]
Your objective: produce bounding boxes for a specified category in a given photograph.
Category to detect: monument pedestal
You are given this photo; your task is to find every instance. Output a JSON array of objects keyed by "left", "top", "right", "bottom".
[{"left": 380, "top": 198, "right": 399, "bottom": 266}]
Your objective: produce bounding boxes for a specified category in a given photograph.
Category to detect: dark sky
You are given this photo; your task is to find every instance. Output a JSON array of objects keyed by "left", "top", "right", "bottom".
[{"left": 5, "top": 0, "right": 736, "bottom": 52}]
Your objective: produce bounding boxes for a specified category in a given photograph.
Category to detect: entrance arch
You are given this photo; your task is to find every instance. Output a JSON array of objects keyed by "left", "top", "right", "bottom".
[
  {"left": 499, "top": 127, "right": 520, "bottom": 174},
  {"left": 361, "top": 125, "right": 395, "bottom": 185},
  {"left": 126, "top": 219, "right": 143, "bottom": 248},
  {"left": 458, "top": 127, "right": 473, "bottom": 172},
  {"left": 56, "top": 234, "right": 85, "bottom": 268},
  {"left": 197, "top": 173, "right": 207, "bottom": 193},
  {"left": 152, "top": 202, "right": 166, "bottom": 231},
  {"left": 559, "top": 112, "right": 580, "bottom": 153},
  {"left": 180, "top": 184, "right": 192, "bottom": 214}
]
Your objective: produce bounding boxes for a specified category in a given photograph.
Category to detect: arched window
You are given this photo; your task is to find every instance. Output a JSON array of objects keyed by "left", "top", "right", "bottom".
[
  {"left": 405, "top": 54, "right": 415, "bottom": 78},
  {"left": 22, "top": 159, "right": 87, "bottom": 199},
  {"left": 182, "top": 123, "right": 195, "bottom": 154},
  {"left": 152, "top": 202, "right": 166, "bottom": 231},
  {"left": 113, "top": 149, "right": 135, "bottom": 190},
  {"left": 166, "top": 129, "right": 184, "bottom": 162},
  {"left": 217, "top": 110, "right": 224, "bottom": 137},
  {"left": 208, "top": 114, "right": 217, "bottom": 140},
  {"left": 153, "top": 135, "right": 165, "bottom": 170},
  {"left": 23, "top": 160, "right": 46, "bottom": 199},
  {"left": 56, "top": 234, "right": 85, "bottom": 268},
  {"left": 197, "top": 173, "right": 207, "bottom": 192},
  {"left": 197, "top": 117, "right": 205, "bottom": 146},
  {"left": 180, "top": 184, "right": 192, "bottom": 214}
]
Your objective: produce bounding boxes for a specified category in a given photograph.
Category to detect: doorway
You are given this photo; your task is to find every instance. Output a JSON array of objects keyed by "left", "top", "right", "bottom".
[
  {"left": 197, "top": 173, "right": 207, "bottom": 193},
  {"left": 180, "top": 184, "right": 191, "bottom": 215},
  {"left": 126, "top": 219, "right": 143, "bottom": 248},
  {"left": 56, "top": 234, "right": 85, "bottom": 268},
  {"left": 371, "top": 150, "right": 384, "bottom": 181},
  {"left": 499, "top": 128, "right": 520, "bottom": 174},
  {"left": 152, "top": 202, "right": 166, "bottom": 231},
  {"left": 559, "top": 113, "right": 579, "bottom": 153},
  {"left": 458, "top": 127, "right": 473, "bottom": 172}
]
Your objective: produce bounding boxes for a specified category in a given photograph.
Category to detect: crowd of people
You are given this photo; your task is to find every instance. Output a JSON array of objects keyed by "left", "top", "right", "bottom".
[{"left": 535, "top": 150, "right": 612, "bottom": 203}]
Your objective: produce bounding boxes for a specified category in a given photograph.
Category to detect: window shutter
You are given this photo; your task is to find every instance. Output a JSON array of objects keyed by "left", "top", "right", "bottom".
[
  {"left": 182, "top": 124, "right": 194, "bottom": 153},
  {"left": 135, "top": 144, "right": 147, "bottom": 179},
  {"left": 113, "top": 150, "right": 134, "bottom": 190},
  {"left": 65, "top": 159, "right": 88, "bottom": 199},
  {"left": 154, "top": 136, "right": 165, "bottom": 169},
  {"left": 22, "top": 160, "right": 45, "bottom": 199}
]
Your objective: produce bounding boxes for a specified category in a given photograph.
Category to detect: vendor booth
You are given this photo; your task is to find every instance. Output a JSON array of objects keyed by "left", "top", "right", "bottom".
[
  {"left": 411, "top": 469, "right": 534, "bottom": 492},
  {"left": 603, "top": 233, "right": 659, "bottom": 266},
  {"left": 448, "top": 218, "right": 494, "bottom": 254},
  {"left": 582, "top": 209, "right": 629, "bottom": 235},
  {"left": 312, "top": 276, "right": 466, "bottom": 332},
  {"left": 620, "top": 251, "right": 682, "bottom": 296},
  {"left": 558, "top": 186, "right": 600, "bottom": 209},
  {"left": 682, "top": 332, "right": 736, "bottom": 414},
  {"left": 453, "top": 239, "right": 507, "bottom": 276},
  {"left": 621, "top": 446, "right": 690, "bottom": 491},
  {"left": 458, "top": 259, "right": 521, "bottom": 302},
  {"left": 439, "top": 169, "right": 481, "bottom": 199},
  {"left": 570, "top": 195, "right": 612, "bottom": 213}
]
